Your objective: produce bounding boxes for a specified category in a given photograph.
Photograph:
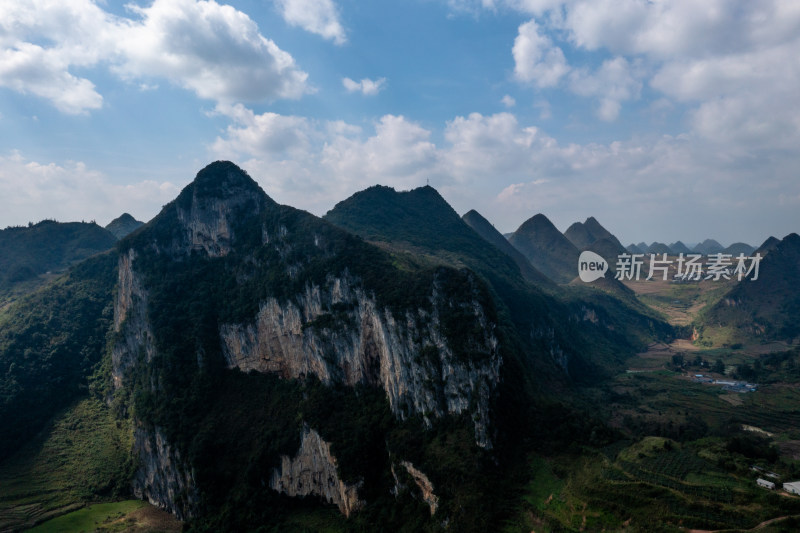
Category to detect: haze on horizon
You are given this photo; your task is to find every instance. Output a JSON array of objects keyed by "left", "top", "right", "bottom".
[{"left": 0, "top": 0, "right": 798, "bottom": 246}]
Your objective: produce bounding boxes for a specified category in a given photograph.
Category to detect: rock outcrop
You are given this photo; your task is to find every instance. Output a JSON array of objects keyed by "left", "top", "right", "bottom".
[
  {"left": 399, "top": 461, "right": 438, "bottom": 515},
  {"left": 220, "top": 272, "right": 500, "bottom": 448},
  {"left": 132, "top": 426, "right": 198, "bottom": 521},
  {"left": 113, "top": 249, "right": 198, "bottom": 518},
  {"left": 112, "top": 249, "right": 156, "bottom": 390},
  {"left": 270, "top": 426, "right": 363, "bottom": 517}
]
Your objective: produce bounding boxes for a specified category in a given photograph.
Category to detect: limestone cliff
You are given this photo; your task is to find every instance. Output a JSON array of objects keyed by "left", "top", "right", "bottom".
[
  {"left": 397, "top": 461, "right": 439, "bottom": 515},
  {"left": 113, "top": 249, "right": 198, "bottom": 518},
  {"left": 112, "top": 249, "right": 156, "bottom": 390},
  {"left": 173, "top": 161, "right": 270, "bottom": 257},
  {"left": 132, "top": 425, "right": 198, "bottom": 521},
  {"left": 270, "top": 426, "right": 363, "bottom": 517},
  {"left": 220, "top": 272, "right": 500, "bottom": 448}
]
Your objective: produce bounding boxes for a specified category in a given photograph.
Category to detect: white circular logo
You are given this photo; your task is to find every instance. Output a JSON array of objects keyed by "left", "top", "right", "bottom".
[{"left": 578, "top": 251, "right": 608, "bottom": 282}]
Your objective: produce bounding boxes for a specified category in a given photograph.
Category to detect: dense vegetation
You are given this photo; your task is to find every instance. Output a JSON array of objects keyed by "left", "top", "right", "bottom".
[
  {"left": 0, "top": 220, "right": 116, "bottom": 297},
  {"left": 117, "top": 163, "right": 527, "bottom": 530},
  {"left": 325, "top": 183, "right": 673, "bottom": 384},
  {"left": 0, "top": 252, "right": 117, "bottom": 460},
  {"left": 104, "top": 213, "right": 144, "bottom": 240},
  {"left": 0, "top": 396, "right": 134, "bottom": 531},
  {"left": 699, "top": 233, "right": 800, "bottom": 343},
  {"left": 2, "top": 162, "right": 794, "bottom": 532}
]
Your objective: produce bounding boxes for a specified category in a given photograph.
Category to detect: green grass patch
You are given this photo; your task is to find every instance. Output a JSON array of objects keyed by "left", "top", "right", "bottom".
[
  {"left": 27, "top": 500, "right": 147, "bottom": 533},
  {"left": 0, "top": 396, "right": 133, "bottom": 531}
]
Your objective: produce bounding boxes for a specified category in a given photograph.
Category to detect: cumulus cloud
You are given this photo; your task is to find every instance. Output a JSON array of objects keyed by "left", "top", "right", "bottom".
[
  {"left": 499, "top": 0, "right": 800, "bottom": 134},
  {"left": 0, "top": 151, "right": 181, "bottom": 227},
  {"left": 501, "top": 95, "right": 516, "bottom": 107},
  {"left": 117, "top": 0, "right": 309, "bottom": 102},
  {"left": 0, "top": 43, "right": 103, "bottom": 114},
  {"left": 0, "top": 0, "right": 112, "bottom": 113},
  {"left": 211, "top": 103, "right": 316, "bottom": 159},
  {"left": 275, "top": 0, "right": 347, "bottom": 44},
  {"left": 512, "top": 19, "right": 569, "bottom": 87},
  {"left": 342, "top": 77, "right": 387, "bottom": 96},
  {"left": 209, "top": 104, "right": 800, "bottom": 244},
  {"left": 569, "top": 57, "right": 642, "bottom": 121},
  {"left": 210, "top": 106, "right": 438, "bottom": 210},
  {"left": 0, "top": 0, "right": 310, "bottom": 113}
]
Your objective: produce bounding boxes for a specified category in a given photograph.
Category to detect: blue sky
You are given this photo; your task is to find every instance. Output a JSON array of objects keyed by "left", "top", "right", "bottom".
[{"left": 1, "top": 0, "right": 799, "bottom": 246}]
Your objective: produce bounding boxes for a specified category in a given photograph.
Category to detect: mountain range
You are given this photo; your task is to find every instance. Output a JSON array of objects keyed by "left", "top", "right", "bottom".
[
  {"left": 624, "top": 239, "right": 760, "bottom": 257},
  {"left": 699, "top": 232, "right": 800, "bottom": 342},
  {"left": 3, "top": 161, "right": 795, "bottom": 531}
]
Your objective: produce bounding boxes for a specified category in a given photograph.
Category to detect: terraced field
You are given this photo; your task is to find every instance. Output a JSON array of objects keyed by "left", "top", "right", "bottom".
[
  {"left": 507, "top": 438, "right": 800, "bottom": 532},
  {"left": 0, "top": 397, "right": 133, "bottom": 532}
]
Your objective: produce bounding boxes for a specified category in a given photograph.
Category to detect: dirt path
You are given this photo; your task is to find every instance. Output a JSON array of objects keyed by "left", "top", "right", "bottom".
[{"left": 688, "top": 513, "right": 799, "bottom": 532}]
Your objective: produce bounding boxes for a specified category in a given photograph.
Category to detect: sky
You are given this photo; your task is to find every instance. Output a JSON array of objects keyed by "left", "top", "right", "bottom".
[{"left": 1, "top": 0, "right": 799, "bottom": 246}]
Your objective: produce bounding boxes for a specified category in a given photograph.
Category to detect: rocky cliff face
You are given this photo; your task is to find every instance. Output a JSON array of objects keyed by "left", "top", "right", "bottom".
[
  {"left": 112, "top": 249, "right": 156, "bottom": 390},
  {"left": 132, "top": 425, "right": 198, "bottom": 521},
  {"left": 220, "top": 272, "right": 500, "bottom": 448},
  {"left": 113, "top": 249, "right": 199, "bottom": 518},
  {"left": 397, "top": 461, "right": 439, "bottom": 515},
  {"left": 270, "top": 425, "right": 364, "bottom": 517},
  {"left": 173, "top": 162, "right": 269, "bottom": 257}
]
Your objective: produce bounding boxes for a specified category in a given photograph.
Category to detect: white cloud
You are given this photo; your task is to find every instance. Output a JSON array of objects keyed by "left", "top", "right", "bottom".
[
  {"left": 211, "top": 103, "right": 315, "bottom": 158},
  {"left": 117, "top": 0, "right": 309, "bottom": 103},
  {"left": 0, "top": 43, "right": 103, "bottom": 114},
  {"left": 569, "top": 57, "right": 642, "bottom": 121},
  {"left": 501, "top": 94, "right": 516, "bottom": 107},
  {"left": 495, "top": 1, "right": 800, "bottom": 134},
  {"left": 0, "top": 0, "right": 112, "bottom": 113},
  {"left": 209, "top": 104, "right": 800, "bottom": 244},
  {"left": 210, "top": 107, "right": 438, "bottom": 210},
  {"left": 342, "top": 77, "right": 387, "bottom": 96},
  {"left": 275, "top": 0, "right": 347, "bottom": 44},
  {"left": 512, "top": 19, "right": 570, "bottom": 87},
  {"left": 0, "top": 151, "right": 181, "bottom": 227},
  {"left": 0, "top": 0, "right": 310, "bottom": 113}
]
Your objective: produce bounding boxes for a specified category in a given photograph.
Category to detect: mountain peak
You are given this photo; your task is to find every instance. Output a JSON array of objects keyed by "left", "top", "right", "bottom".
[
  {"left": 756, "top": 235, "right": 780, "bottom": 255},
  {"left": 112, "top": 213, "right": 137, "bottom": 224},
  {"left": 106, "top": 213, "right": 144, "bottom": 240},
  {"left": 461, "top": 209, "right": 553, "bottom": 287},
  {"left": 188, "top": 161, "right": 264, "bottom": 200},
  {"left": 517, "top": 213, "right": 558, "bottom": 234},
  {"left": 128, "top": 162, "right": 273, "bottom": 257},
  {"left": 692, "top": 238, "right": 724, "bottom": 255},
  {"left": 780, "top": 232, "right": 800, "bottom": 250},
  {"left": 509, "top": 214, "right": 579, "bottom": 284},
  {"left": 325, "top": 183, "right": 464, "bottom": 246}
]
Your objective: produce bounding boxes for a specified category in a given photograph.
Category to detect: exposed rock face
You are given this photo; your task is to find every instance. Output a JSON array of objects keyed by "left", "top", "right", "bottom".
[
  {"left": 113, "top": 249, "right": 198, "bottom": 519},
  {"left": 133, "top": 425, "right": 198, "bottom": 521},
  {"left": 400, "top": 461, "right": 438, "bottom": 515},
  {"left": 270, "top": 426, "right": 364, "bottom": 517},
  {"left": 175, "top": 182, "right": 261, "bottom": 257},
  {"left": 112, "top": 249, "right": 156, "bottom": 390},
  {"left": 531, "top": 324, "right": 569, "bottom": 375},
  {"left": 220, "top": 272, "right": 500, "bottom": 448}
]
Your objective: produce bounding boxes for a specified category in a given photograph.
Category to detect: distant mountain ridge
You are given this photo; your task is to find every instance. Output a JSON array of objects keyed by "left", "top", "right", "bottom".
[
  {"left": 693, "top": 239, "right": 724, "bottom": 255},
  {"left": 461, "top": 209, "right": 553, "bottom": 287},
  {"left": 669, "top": 241, "right": 692, "bottom": 254},
  {"left": 756, "top": 236, "right": 780, "bottom": 255},
  {"left": 0, "top": 220, "right": 116, "bottom": 296},
  {"left": 564, "top": 217, "right": 627, "bottom": 272},
  {"left": 508, "top": 214, "right": 580, "bottom": 284},
  {"left": 105, "top": 213, "right": 144, "bottom": 239},
  {"left": 700, "top": 233, "right": 800, "bottom": 342}
]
